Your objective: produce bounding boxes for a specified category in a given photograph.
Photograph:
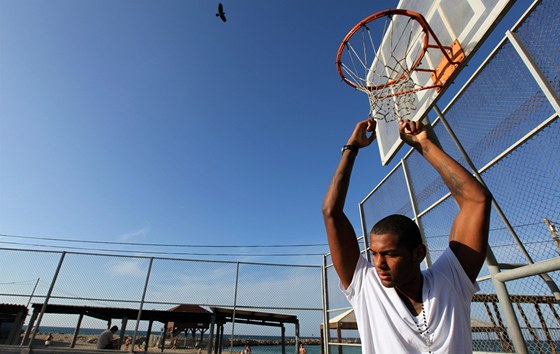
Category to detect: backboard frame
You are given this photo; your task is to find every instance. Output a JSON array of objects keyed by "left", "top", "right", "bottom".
[{"left": 340, "top": 0, "right": 517, "bottom": 165}]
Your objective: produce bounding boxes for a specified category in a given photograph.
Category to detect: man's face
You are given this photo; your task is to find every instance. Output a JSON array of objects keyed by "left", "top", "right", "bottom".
[{"left": 369, "top": 232, "right": 420, "bottom": 288}]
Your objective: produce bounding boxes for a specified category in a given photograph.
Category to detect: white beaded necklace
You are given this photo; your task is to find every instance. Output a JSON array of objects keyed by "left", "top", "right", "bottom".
[{"left": 413, "top": 302, "right": 433, "bottom": 353}]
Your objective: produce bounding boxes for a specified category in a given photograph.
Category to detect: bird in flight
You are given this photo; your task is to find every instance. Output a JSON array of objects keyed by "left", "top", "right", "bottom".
[{"left": 216, "top": 3, "right": 226, "bottom": 22}]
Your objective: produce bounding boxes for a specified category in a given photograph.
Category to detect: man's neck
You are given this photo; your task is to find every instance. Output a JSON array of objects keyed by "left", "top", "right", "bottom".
[{"left": 395, "top": 275, "right": 424, "bottom": 316}]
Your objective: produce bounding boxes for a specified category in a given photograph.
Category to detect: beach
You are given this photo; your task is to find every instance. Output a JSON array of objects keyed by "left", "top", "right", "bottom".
[
  {"left": 35, "top": 333, "right": 205, "bottom": 353},
  {"left": 32, "top": 333, "right": 334, "bottom": 353}
]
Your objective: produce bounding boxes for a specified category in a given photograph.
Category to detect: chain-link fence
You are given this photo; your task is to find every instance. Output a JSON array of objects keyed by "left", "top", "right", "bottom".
[
  {"left": 323, "top": 0, "right": 559, "bottom": 353},
  {"left": 0, "top": 248, "right": 323, "bottom": 353}
]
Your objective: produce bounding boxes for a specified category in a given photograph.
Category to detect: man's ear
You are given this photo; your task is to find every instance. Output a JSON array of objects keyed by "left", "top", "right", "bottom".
[{"left": 414, "top": 244, "right": 427, "bottom": 264}]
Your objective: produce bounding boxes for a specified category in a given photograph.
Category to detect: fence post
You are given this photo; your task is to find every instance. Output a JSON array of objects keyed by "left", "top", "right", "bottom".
[
  {"left": 321, "top": 255, "right": 330, "bottom": 354},
  {"left": 131, "top": 257, "right": 154, "bottom": 353},
  {"left": 27, "top": 251, "right": 66, "bottom": 348},
  {"left": 230, "top": 262, "right": 240, "bottom": 353}
]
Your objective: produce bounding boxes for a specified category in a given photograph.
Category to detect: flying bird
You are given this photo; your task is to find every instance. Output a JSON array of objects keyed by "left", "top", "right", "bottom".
[{"left": 216, "top": 3, "right": 226, "bottom": 22}]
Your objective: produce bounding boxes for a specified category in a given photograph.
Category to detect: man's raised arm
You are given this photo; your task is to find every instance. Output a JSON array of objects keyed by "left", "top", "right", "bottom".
[
  {"left": 400, "top": 119, "right": 492, "bottom": 282},
  {"left": 322, "top": 119, "right": 376, "bottom": 289}
]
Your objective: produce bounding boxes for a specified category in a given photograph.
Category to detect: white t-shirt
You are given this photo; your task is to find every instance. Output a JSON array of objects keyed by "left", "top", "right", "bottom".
[{"left": 341, "top": 248, "right": 479, "bottom": 353}]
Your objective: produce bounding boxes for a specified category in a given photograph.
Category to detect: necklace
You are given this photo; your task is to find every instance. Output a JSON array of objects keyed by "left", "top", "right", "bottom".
[{"left": 413, "top": 302, "right": 433, "bottom": 353}]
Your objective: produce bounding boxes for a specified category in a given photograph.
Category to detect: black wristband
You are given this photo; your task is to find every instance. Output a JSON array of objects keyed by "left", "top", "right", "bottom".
[{"left": 341, "top": 144, "right": 359, "bottom": 154}]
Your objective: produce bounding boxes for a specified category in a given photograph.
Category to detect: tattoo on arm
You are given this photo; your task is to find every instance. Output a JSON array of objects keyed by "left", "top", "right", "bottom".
[{"left": 442, "top": 163, "right": 464, "bottom": 198}]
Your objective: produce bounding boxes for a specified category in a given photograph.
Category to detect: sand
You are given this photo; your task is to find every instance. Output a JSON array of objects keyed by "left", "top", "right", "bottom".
[{"left": 35, "top": 333, "right": 203, "bottom": 353}]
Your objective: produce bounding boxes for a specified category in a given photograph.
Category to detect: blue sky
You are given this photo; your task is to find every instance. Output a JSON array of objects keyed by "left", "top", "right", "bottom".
[
  {"left": 0, "top": 0, "right": 406, "bottom": 264},
  {"left": 0, "top": 0, "right": 532, "bottom": 265}
]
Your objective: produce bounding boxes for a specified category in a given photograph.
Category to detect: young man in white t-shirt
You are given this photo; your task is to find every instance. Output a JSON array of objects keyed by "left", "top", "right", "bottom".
[{"left": 322, "top": 119, "right": 491, "bottom": 353}]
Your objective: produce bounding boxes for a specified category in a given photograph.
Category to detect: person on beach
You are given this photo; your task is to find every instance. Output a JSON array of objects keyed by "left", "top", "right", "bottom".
[
  {"left": 244, "top": 343, "right": 252, "bottom": 353},
  {"left": 124, "top": 336, "right": 132, "bottom": 350},
  {"left": 299, "top": 343, "right": 307, "bottom": 354},
  {"left": 96, "top": 325, "right": 119, "bottom": 350},
  {"left": 322, "top": 118, "right": 491, "bottom": 353},
  {"left": 44, "top": 333, "right": 53, "bottom": 347}
]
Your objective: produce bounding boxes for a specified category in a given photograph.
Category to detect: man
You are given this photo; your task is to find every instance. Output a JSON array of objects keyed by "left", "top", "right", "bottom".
[
  {"left": 322, "top": 118, "right": 491, "bottom": 353},
  {"left": 96, "top": 325, "right": 118, "bottom": 350}
]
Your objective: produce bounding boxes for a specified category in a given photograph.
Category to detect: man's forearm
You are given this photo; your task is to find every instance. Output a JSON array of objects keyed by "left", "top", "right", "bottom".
[
  {"left": 418, "top": 139, "right": 488, "bottom": 206},
  {"left": 323, "top": 149, "right": 358, "bottom": 215}
]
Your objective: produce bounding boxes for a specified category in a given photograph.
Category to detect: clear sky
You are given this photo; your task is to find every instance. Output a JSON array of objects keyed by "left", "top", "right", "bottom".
[
  {"left": 0, "top": 0, "right": 532, "bottom": 265},
  {"left": 0, "top": 0, "right": 406, "bottom": 265}
]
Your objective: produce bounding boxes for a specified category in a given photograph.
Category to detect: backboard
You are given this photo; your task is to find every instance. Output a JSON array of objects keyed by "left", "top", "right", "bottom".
[{"left": 339, "top": 0, "right": 516, "bottom": 165}]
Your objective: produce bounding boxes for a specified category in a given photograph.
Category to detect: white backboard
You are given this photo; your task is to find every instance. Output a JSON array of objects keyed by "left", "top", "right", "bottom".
[{"left": 373, "top": 0, "right": 515, "bottom": 165}]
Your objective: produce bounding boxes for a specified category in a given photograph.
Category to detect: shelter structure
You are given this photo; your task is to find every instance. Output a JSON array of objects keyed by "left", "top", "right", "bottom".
[
  {"left": 0, "top": 304, "right": 28, "bottom": 345},
  {"left": 166, "top": 304, "right": 211, "bottom": 348},
  {"left": 319, "top": 309, "right": 358, "bottom": 354},
  {"left": 208, "top": 307, "right": 300, "bottom": 354},
  {"left": 21, "top": 303, "right": 300, "bottom": 353},
  {"left": 23, "top": 303, "right": 211, "bottom": 351}
]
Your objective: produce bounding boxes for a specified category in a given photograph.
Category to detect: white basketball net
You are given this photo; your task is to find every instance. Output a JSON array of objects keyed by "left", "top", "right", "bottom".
[{"left": 339, "top": 14, "right": 426, "bottom": 122}]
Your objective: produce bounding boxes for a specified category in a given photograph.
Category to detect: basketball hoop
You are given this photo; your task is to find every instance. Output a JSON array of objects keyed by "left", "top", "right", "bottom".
[{"left": 336, "top": 9, "right": 465, "bottom": 122}]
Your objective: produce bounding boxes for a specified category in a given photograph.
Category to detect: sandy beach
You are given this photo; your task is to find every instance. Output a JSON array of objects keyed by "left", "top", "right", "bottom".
[{"left": 34, "top": 333, "right": 204, "bottom": 353}]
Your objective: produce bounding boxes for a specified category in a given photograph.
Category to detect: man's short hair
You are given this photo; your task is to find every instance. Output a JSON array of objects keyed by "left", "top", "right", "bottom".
[
  {"left": 110, "top": 325, "right": 119, "bottom": 332},
  {"left": 370, "top": 214, "right": 422, "bottom": 250}
]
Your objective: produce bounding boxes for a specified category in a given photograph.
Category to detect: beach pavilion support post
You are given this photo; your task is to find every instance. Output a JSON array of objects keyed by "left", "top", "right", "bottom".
[
  {"left": 207, "top": 313, "right": 215, "bottom": 354},
  {"left": 198, "top": 328, "right": 206, "bottom": 348},
  {"left": 294, "top": 320, "right": 300, "bottom": 354},
  {"left": 144, "top": 320, "right": 153, "bottom": 353},
  {"left": 281, "top": 324, "right": 286, "bottom": 354},
  {"left": 336, "top": 327, "right": 342, "bottom": 354},
  {"left": 118, "top": 317, "right": 128, "bottom": 349},
  {"left": 70, "top": 313, "right": 84, "bottom": 348},
  {"left": 217, "top": 323, "right": 224, "bottom": 354},
  {"left": 160, "top": 321, "right": 168, "bottom": 352}
]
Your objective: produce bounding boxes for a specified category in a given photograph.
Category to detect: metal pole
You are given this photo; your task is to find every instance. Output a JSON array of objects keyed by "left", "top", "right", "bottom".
[
  {"left": 487, "top": 251, "right": 529, "bottom": 354},
  {"left": 71, "top": 313, "right": 84, "bottom": 348},
  {"left": 506, "top": 30, "right": 560, "bottom": 116},
  {"left": 28, "top": 252, "right": 66, "bottom": 348},
  {"left": 358, "top": 205, "right": 371, "bottom": 263},
  {"left": 493, "top": 257, "right": 560, "bottom": 283},
  {"left": 433, "top": 105, "right": 528, "bottom": 353},
  {"left": 401, "top": 157, "right": 432, "bottom": 268},
  {"left": 26, "top": 277, "right": 40, "bottom": 308},
  {"left": 131, "top": 257, "right": 154, "bottom": 353},
  {"left": 321, "top": 256, "right": 331, "bottom": 354},
  {"left": 230, "top": 262, "right": 240, "bottom": 354}
]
